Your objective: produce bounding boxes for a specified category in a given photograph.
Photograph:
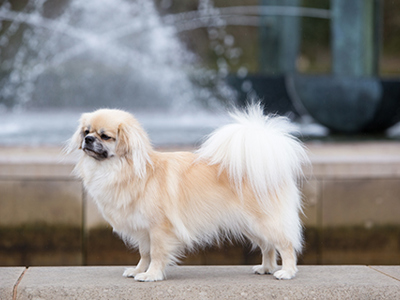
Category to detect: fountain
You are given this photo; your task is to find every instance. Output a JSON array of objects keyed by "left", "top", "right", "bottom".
[
  {"left": 1, "top": 0, "right": 201, "bottom": 109},
  {"left": 1, "top": 0, "right": 399, "bottom": 146},
  {"left": 0, "top": 0, "right": 238, "bottom": 146}
]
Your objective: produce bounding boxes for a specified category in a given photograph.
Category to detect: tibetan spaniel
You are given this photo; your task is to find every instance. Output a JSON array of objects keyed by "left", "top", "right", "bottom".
[{"left": 66, "top": 104, "right": 308, "bottom": 281}]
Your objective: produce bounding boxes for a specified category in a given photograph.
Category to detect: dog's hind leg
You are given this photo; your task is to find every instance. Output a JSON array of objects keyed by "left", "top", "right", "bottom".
[
  {"left": 248, "top": 220, "right": 299, "bottom": 279},
  {"left": 253, "top": 245, "right": 278, "bottom": 275},
  {"left": 273, "top": 243, "right": 298, "bottom": 280},
  {"left": 249, "top": 234, "right": 278, "bottom": 275}
]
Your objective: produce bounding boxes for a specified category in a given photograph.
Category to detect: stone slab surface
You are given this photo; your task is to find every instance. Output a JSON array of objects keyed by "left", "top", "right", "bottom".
[
  {"left": 0, "top": 267, "right": 25, "bottom": 300},
  {"left": 5, "top": 265, "right": 399, "bottom": 300},
  {"left": 370, "top": 266, "right": 400, "bottom": 281}
]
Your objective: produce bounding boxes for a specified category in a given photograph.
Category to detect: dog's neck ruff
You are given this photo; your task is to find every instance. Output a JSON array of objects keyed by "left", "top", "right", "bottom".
[{"left": 77, "top": 155, "right": 150, "bottom": 233}]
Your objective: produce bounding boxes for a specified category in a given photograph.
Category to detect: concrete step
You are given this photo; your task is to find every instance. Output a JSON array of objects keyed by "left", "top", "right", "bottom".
[{"left": 2, "top": 266, "right": 400, "bottom": 299}]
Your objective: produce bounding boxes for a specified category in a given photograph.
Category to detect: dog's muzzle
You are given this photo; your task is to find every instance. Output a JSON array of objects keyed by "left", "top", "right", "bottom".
[{"left": 83, "top": 136, "right": 108, "bottom": 160}]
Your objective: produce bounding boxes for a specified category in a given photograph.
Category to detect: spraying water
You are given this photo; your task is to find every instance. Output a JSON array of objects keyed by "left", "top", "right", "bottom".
[
  {"left": 1, "top": 0, "right": 210, "bottom": 109},
  {"left": 0, "top": 0, "right": 240, "bottom": 145},
  {"left": 0, "top": 0, "right": 328, "bottom": 146}
]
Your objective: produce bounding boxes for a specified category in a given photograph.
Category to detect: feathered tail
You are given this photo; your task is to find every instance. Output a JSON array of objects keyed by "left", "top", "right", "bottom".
[{"left": 196, "top": 103, "right": 309, "bottom": 203}]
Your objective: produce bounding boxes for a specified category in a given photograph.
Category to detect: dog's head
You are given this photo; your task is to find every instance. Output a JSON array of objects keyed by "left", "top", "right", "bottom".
[{"left": 67, "top": 109, "right": 152, "bottom": 178}]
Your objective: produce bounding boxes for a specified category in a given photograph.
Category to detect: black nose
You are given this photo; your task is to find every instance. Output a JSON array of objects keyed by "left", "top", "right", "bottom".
[{"left": 85, "top": 135, "right": 95, "bottom": 144}]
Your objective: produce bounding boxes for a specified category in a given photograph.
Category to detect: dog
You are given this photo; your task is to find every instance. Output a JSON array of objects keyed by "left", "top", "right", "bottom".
[{"left": 66, "top": 103, "right": 308, "bottom": 281}]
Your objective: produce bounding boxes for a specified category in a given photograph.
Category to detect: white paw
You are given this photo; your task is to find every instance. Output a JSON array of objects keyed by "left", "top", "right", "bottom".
[
  {"left": 134, "top": 271, "right": 164, "bottom": 282},
  {"left": 253, "top": 265, "right": 266, "bottom": 274},
  {"left": 273, "top": 269, "right": 297, "bottom": 280},
  {"left": 253, "top": 264, "right": 278, "bottom": 275},
  {"left": 123, "top": 267, "right": 140, "bottom": 278}
]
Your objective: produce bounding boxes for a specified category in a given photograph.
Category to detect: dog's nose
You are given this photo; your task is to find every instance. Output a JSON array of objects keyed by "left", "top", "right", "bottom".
[{"left": 85, "top": 135, "right": 95, "bottom": 144}]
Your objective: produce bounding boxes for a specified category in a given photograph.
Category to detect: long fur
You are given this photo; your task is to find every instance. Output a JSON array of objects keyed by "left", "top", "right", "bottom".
[
  {"left": 197, "top": 104, "right": 307, "bottom": 205},
  {"left": 67, "top": 103, "right": 309, "bottom": 281}
]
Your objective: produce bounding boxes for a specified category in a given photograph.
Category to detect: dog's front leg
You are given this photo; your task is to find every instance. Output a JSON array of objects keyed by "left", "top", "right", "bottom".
[
  {"left": 134, "top": 225, "right": 178, "bottom": 282},
  {"left": 123, "top": 232, "right": 150, "bottom": 278}
]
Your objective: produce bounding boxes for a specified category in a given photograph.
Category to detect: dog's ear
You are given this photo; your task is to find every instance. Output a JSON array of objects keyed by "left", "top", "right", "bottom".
[
  {"left": 65, "top": 113, "right": 88, "bottom": 154},
  {"left": 116, "top": 118, "right": 152, "bottom": 178}
]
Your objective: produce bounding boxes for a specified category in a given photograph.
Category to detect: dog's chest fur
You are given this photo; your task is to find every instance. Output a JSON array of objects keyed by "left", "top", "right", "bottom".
[{"left": 79, "top": 158, "right": 150, "bottom": 234}]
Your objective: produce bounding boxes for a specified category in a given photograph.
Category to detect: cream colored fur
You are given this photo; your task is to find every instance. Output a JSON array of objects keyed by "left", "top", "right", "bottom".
[{"left": 67, "top": 104, "right": 309, "bottom": 281}]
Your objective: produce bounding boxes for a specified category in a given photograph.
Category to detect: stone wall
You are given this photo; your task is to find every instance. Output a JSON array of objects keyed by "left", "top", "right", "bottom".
[{"left": 1, "top": 143, "right": 400, "bottom": 266}]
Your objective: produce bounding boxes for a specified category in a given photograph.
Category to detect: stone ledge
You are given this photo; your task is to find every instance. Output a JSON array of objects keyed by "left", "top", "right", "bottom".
[
  {"left": 1, "top": 266, "right": 399, "bottom": 300},
  {"left": 2, "top": 142, "right": 400, "bottom": 179}
]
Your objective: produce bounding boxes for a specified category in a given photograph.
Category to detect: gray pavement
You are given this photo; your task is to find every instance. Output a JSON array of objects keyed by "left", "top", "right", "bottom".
[{"left": 1, "top": 266, "right": 399, "bottom": 300}]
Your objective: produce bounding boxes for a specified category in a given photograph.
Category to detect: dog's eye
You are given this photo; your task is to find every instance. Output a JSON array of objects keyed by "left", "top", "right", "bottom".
[
  {"left": 101, "top": 134, "right": 111, "bottom": 140},
  {"left": 84, "top": 130, "right": 90, "bottom": 136}
]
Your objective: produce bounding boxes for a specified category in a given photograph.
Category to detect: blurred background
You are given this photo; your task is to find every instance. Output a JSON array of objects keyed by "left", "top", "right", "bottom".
[{"left": 0, "top": 0, "right": 399, "bottom": 267}]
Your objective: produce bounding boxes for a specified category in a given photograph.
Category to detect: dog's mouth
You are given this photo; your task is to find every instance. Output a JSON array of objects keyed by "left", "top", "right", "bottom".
[{"left": 83, "top": 145, "right": 108, "bottom": 161}]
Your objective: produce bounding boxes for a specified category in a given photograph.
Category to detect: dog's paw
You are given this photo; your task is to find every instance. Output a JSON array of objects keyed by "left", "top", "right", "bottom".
[
  {"left": 273, "top": 269, "right": 296, "bottom": 280},
  {"left": 253, "top": 265, "right": 266, "bottom": 274},
  {"left": 134, "top": 271, "right": 164, "bottom": 282},
  {"left": 253, "top": 264, "right": 278, "bottom": 275},
  {"left": 123, "top": 267, "right": 140, "bottom": 278}
]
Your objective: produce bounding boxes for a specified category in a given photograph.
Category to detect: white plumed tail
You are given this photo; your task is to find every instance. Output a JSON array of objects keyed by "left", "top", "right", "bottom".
[{"left": 196, "top": 103, "right": 309, "bottom": 203}]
